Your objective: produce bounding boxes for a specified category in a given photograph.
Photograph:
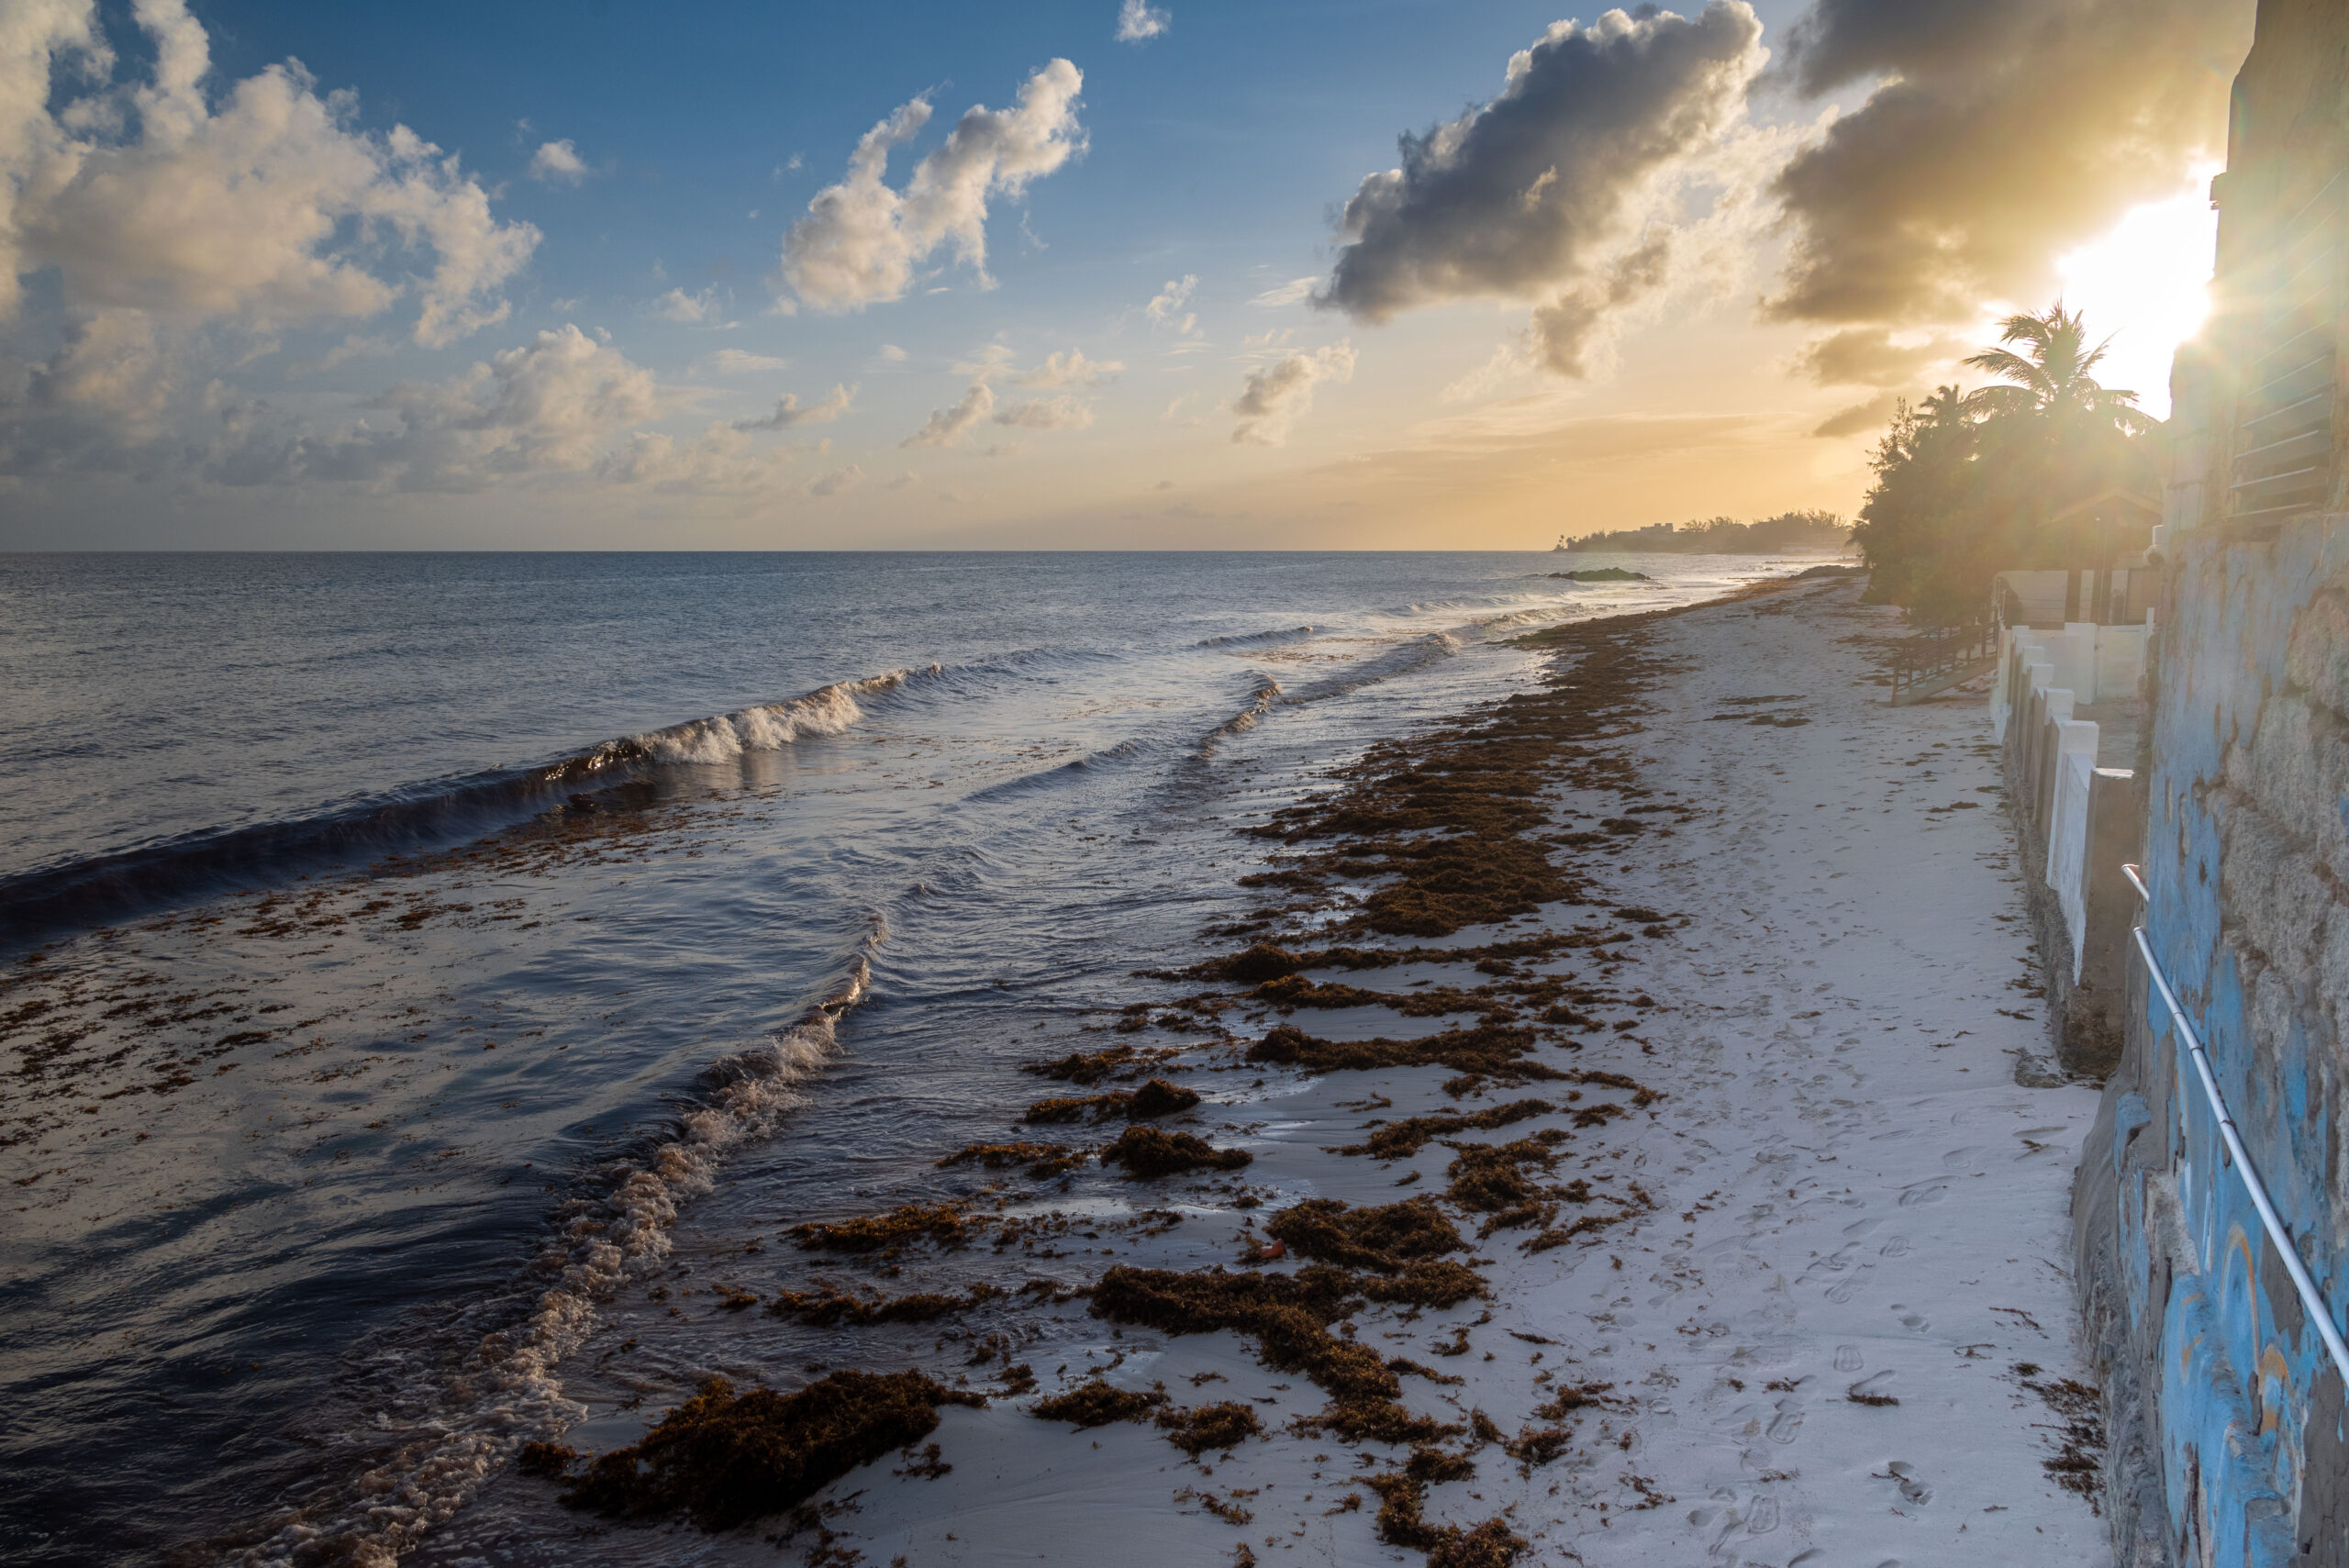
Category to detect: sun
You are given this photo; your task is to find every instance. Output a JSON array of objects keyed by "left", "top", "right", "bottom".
[{"left": 2049, "top": 167, "right": 2223, "bottom": 421}]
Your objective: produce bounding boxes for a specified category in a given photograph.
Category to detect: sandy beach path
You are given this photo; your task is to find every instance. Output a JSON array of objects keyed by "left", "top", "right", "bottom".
[{"left": 1488, "top": 577, "right": 2110, "bottom": 1564}]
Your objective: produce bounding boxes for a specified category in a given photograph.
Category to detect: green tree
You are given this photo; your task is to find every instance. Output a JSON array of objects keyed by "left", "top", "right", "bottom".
[
  {"left": 1854, "top": 305, "right": 2155, "bottom": 623},
  {"left": 1962, "top": 305, "right": 2154, "bottom": 437}
]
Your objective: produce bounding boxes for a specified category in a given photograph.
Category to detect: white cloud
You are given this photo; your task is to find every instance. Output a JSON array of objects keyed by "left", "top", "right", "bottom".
[
  {"left": 1230, "top": 340, "right": 1355, "bottom": 446},
  {"left": 1014, "top": 348, "right": 1122, "bottom": 388},
  {"left": 290, "top": 324, "right": 658, "bottom": 491},
  {"left": 992, "top": 393, "right": 1093, "bottom": 430},
  {"left": 733, "top": 383, "right": 855, "bottom": 430},
  {"left": 876, "top": 343, "right": 908, "bottom": 361},
  {"left": 779, "top": 60, "right": 1085, "bottom": 311},
  {"left": 1249, "top": 277, "right": 1317, "bottom": 308},
  {"left": 529, "top": 139, "right": 588, "bottom": 183},
  {"left": 1145, "top": 274, "right": 1198, "bottom": 332},
  {"left": 0, "top": 0, "right": 538, "bottom": 346},
  {"left": 901, "top": 381, "right": 994, "bottom": 447},
  {"left": 1317, "top": 4, "right": 1763, "bottom": 374},
  {"left": 598, "top": 422, "right": 802, "bottom": 493},
  {"left": 807, "top": 462, "right": 863, "bottom": 496},
  {"left": 648, "top": 287, "right": 718, "bottom": 323},
  {"left": 1116, "top": 0, "right": 1172, "bottom": 43},
  {"left": 696, "top": 349, "right": 790, "bottom": 375},
  {"left": 952, "top": 341, "right": 1019, "bottom": 383},
  {"left": 1439, "top": 340, "right": 1531, "bottom": 404}
]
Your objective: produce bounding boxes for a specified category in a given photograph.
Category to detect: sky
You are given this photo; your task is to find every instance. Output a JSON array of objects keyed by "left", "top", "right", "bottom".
[{"left": 0, "top": 0, "right": 2254, "bottom": 549}]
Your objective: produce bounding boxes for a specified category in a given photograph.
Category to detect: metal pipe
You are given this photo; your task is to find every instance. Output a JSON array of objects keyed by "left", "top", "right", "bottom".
[{"left": 2121, "top": 863, "right": 2349, "bottom": 1385}]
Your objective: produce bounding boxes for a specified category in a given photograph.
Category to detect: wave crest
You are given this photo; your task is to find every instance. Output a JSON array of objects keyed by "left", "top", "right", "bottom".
[{"left": 228, "top": 935, "right": 882, "bottom": 1568}]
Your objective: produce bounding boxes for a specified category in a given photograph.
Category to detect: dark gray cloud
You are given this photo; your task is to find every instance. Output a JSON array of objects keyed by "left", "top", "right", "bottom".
[
  {"left": 1809, "top": 392, "right": 1899, "bottom": 439},
  {"left": 1319, "top": 4, "right": 1763, "bottom": 324},
  {"left": 1790, "top": 327, "right": 1964, "bottom": 388},
  {"left": 1770, "top": 0, "right": 2252, "bottom": 325}
]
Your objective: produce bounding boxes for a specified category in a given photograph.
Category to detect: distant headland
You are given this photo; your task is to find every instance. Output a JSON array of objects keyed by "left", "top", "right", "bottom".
[{"left": 1556, "top": 509, "right": 1853, "bottom": 554}]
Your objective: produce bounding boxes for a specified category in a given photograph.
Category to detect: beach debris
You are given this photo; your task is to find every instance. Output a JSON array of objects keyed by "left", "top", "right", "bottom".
[
  {"left": 1030, "top": 1377, "right": 1169, "bottom": 1429},
  {"left": 1442, "top": 1134, "right": 1571, "bottom": 1232},
  {"left": 1337, "top": 1099, "right": 1556, "bottom": 1160},
  {"left": 1022, "top": 1043, "right": 1177, "bottom": 1084},
  {"left": 789, "top": 1201, "right": 970, "bottom": 1257},
  {"left": 1248, "top": 1022, "right": 1565, "bottom": 1090},
  {"left": 1158, "top": 1399, "right": 1264, "bottom": 1456},
  {"left": 936, "top": 1140, "right": 1085, "bottom": 1179},
  {"left": 1098, "top": 1126, "right": 1252, "bottom": 1178},
  {"left": 558, "top": 1371, "right": 985, "bottom": 1530},
  {"left": 1022, "top": 1077, "right": 1202, "bottom": 1124},
  {"left": 1261, "top": 1197, "right": 1465, "bottom": 1273}
]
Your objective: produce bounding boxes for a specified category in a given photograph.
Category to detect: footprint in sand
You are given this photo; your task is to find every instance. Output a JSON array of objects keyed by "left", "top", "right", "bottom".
[
  {"left": 1897, "top": 1180, "right": 1948, "bottom": 1207},
  {"left": 1878, "top": 1235, "right": 1910, "bottom": 1258},
  {"left": 1834, "top": 1345, "right": 1864, "bottom": 1371},
  {"left": 1745, "top": 1496, "right": 1780, "bottom": 1534},
  {"left": 1766, "top": 1397, "right": 1804, "bottom": 1444},
  {"left": 1884, "top": 1460, "right": 1933, "bottom": 1505}
]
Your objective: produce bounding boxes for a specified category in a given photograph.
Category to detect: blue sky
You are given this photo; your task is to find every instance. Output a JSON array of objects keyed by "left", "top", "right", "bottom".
[{"left": 0, "top": 0, "right": 2250, "bottom": 547}]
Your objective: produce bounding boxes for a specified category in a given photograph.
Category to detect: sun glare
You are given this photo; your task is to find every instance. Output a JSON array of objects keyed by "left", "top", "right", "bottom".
[{"left": 2050, "top": 169, "right": 2221, "bottom": 420}]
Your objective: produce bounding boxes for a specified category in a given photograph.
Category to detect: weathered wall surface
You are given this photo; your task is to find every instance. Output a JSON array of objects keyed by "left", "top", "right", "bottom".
[
  {"left": 2076, "top": 517, "right": 2349, "bottom": 1568},
  {"left": 2071, "top": 6, "right": 2349, "bottom": 1563}
]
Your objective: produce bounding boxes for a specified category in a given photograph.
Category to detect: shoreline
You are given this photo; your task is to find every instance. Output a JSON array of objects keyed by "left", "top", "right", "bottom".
[{"left": 417, "top": 570, "right": 2107, "bottom": 1566}]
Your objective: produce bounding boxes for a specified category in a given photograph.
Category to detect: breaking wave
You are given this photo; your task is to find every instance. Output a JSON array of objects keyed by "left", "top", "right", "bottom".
[
  {"left": 1279, "top": 629, "right": 1461, "bottom": 706},
  {"left": 1197, "top": 673, "right": 1286, "bottom": 753},
  {"left": 1195, "top": 624, "right": 1317, "bottom": 650},
  {"left": 0, "top": 670, "right": 932, "bottom": 951},
  {"left": 594, "top": 668, "right": 933, "bottom": 766},
  {"left": 228, "top": 930, "right": 885, "bottom": 1568}
]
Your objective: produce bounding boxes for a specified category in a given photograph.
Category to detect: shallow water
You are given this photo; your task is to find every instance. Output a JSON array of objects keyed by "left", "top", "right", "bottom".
[{"left": 0, "top": 550, "right": 1812, "bottom": 1565}]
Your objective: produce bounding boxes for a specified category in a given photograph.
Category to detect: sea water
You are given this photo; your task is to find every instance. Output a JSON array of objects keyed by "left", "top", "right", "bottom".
[{"left": 0, "top": 550, "right": 1804, "bottom": 1564}]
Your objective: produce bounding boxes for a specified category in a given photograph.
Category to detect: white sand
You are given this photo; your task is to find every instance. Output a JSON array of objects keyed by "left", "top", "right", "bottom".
[{"left": 455, "top": 578, "right": 2108, "bottom": 1567}]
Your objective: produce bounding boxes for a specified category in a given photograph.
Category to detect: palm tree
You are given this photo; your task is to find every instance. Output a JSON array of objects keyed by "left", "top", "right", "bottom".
[{"left": 1962, "top": 303, "right": 2153, "bottom": 436}]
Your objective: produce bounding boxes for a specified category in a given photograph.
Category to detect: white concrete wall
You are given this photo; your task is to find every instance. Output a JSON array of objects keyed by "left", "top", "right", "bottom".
[{"left": 2046, "top": 735, "right": 2098, "bottom": 979}]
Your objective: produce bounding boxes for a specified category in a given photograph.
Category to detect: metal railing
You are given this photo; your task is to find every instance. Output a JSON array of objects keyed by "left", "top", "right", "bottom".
[
  {"left": 2122, "top": 862, "right": 2349, "bottom": 1384},
  {"left": 1887, "top": 619, "right": 1999, "bottom": 706}
]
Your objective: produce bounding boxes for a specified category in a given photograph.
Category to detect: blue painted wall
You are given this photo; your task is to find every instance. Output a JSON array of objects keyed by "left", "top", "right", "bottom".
[{"left": 2127, "top": 515, "right": 2349, "bottom": 1564}]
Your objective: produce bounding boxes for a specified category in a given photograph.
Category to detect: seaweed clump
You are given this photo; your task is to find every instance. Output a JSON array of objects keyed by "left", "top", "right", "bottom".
[
  {"left": 1089, "top": 1265, "right": 1474, "bottom": 1446},
  {"left": 1157, "top": 1400, "right": 1264, "bottom": 1456},
  {"left": 1443, "top": 1135, "right": 1569, "bottom": 1232},
  {"left": 1223, "top": 617, "right": 1679, "bottom": 940},
  {"left": 789, "top": 1201, "right": 970, "bottom": 1257},
  {"left": 1023, "top": 1078, "right": 1202, "bottom": 1124},
  {"left": 515, "top": 1440, "right": 576, "bottom": 1478},
  {"left": 1030, "top": 1378, "right": 1169, "bottom": 1429},
  {"left": 1248, "top": 1023, "right": 1564, "bottom": 1089},
  {"left": 1262, "top": 1198, "right": 1464, "bottom": 1273},
  {"left": 1338, "top": 1099, "right": 1556, "bottom": 1160},
  {"left": 1023, "top": 1044, "right": 1145, "bottom": 1084},
  {"left": 1365, "top": 1458, "right": 1527, "bottom": 1568},
  {"left": 1099, "top": 1125, "right": 1252, "bottom": 1179},
  {"left": 559, "top": 1372, "right": 985, "bottom": 1530},
  {"left": 936, "top": 1140, "right": 1085, "bottom": 1179}
]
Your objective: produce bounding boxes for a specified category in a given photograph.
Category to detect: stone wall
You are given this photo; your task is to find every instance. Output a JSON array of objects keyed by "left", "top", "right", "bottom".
[
  {"left": 2067, "top": 7, "right": 2349, "bottom": 1563},
  {"left": 2075, "top": 515, "right": 2349, "bottom": 1568}
]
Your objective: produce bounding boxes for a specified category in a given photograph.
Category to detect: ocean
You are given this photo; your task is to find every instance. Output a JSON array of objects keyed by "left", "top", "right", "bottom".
[{"left": 0, "top": 550, "right": 1804, "bottom": 1565}]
